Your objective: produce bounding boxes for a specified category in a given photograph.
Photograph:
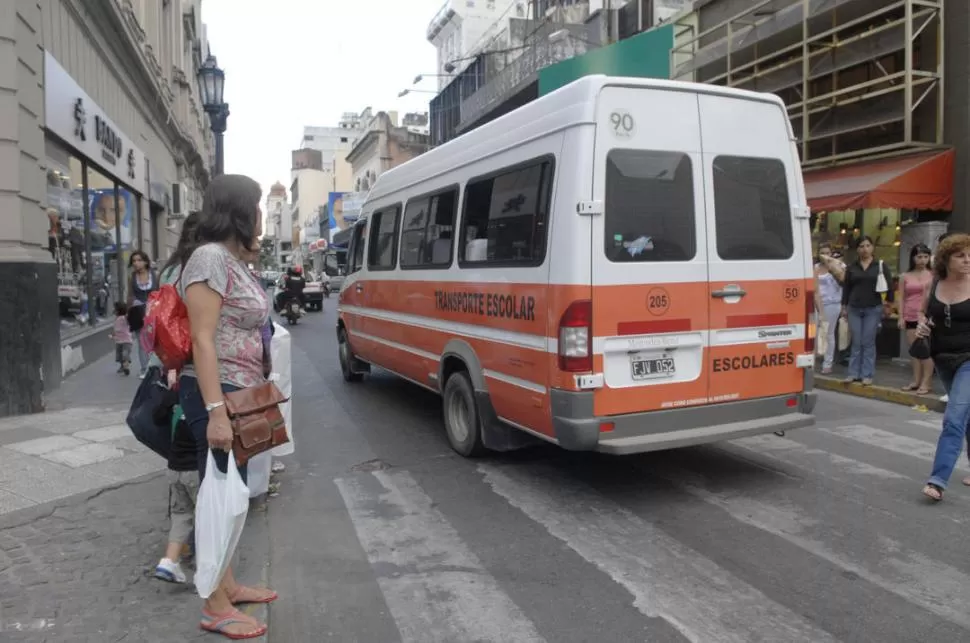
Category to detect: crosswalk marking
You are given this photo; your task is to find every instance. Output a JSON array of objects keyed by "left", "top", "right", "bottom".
[
  {"left": 480, "top": 462, "right": 837, "bottom": 643},
  {"left": 817, "top": 425, "right": 960, "bottom": 469},
  {"left": 645, "top": 463, "right": 970, "bottom": 631},
  {"left": 335, "top": 470, "right": 545, "bottom": 643},
  {"left": 908, "top": 419, "right": 941, "bottom": 429},
  {"left": 733, "top": 434, "right": 907, "bottom": 480}
]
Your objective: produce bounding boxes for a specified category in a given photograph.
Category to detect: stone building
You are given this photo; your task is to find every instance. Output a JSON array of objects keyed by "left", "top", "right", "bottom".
[{"left": 1, "top": 0, "right": 215, "bottom": 416}]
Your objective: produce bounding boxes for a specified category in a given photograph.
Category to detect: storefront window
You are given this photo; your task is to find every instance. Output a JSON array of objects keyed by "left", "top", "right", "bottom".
[
  {"left": 45, "top": 140, "right": 89, "bottom": 337},
  {"left": 811, "top": 207, "right": 902, "bottom": 273}
]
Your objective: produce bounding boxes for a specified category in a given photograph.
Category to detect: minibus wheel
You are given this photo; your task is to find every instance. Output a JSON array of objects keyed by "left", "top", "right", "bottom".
[
  {"left": 339, "top": 328, "right": 364, "bottom": 383},
  {"left": 443, "top": 371, "right": 486, "bottom": 457}
]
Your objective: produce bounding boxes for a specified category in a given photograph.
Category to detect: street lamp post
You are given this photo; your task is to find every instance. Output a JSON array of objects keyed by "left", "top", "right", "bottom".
[{"left": 197, "top": 54, "right": 229, "bottom": 177}]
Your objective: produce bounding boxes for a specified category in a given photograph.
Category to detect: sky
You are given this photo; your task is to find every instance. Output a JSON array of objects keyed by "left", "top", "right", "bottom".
[{"left": 202, "top": 0, "right": 446, "bottom": 221}]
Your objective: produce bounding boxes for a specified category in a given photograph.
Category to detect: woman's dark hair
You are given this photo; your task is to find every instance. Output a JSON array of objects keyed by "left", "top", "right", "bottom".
[
  {"left": 161, "top": 210, "right": 202, "bottom": 275},
  {"left": 909, "top": 243, "right": 932, "bottom": 271},
  {"left": 128, "top": 250, "right": 151, "bottom": 271},
  {"left": 856, "top": 235, "right": 875, "bottom": 248},
  {"left": 193, "top": 174, "right": 262, "bottom": 259}
]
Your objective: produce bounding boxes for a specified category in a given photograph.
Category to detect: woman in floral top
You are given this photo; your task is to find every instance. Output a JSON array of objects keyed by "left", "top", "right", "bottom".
[{"left": 177, "top": 174, "right": 276, "bottom": 639}]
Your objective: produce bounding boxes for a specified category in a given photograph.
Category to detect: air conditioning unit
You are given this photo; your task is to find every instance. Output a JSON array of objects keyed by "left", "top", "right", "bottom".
[{"left": 171, "top": 182, "right": 186, "bottom": 218}]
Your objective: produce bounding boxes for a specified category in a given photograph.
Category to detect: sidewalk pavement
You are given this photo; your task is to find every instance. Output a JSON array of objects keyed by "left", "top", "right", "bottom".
[
  {"left": 0, "top": 354, "right": 162, "bottom": 515},
  {"left": 815, "top": 358, "right": 947, "bottom": 413},
  {"left": 0, "top": 353, "right": 270, "bottom": 641}
]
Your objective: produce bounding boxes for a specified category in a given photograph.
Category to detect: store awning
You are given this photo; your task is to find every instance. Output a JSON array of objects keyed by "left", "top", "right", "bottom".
[{"left": 803, "top": 148, "right": 955, "bottom": 213}]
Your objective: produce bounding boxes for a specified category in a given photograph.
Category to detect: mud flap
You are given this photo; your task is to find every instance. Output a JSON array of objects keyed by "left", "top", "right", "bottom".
[{"left": 474, "top": 391, "right": 541, "bottom": 452}]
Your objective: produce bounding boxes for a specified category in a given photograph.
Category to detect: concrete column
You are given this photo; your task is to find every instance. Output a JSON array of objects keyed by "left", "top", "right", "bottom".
[
  {"left": 944, "top": 0, "right": 970, "bottom": 232},
  {"left": 0, "top": 1, "right": 61, "bottom": 417}
]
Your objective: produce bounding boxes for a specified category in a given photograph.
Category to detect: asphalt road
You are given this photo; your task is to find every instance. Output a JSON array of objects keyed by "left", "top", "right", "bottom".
[{"left": 266, "top": 303, "right": 970, "bottom": 643}]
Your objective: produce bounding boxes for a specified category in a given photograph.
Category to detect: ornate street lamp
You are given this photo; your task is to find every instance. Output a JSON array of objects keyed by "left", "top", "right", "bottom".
[{"left": 197, "top": 54, "right": 229, "bottom": 176}]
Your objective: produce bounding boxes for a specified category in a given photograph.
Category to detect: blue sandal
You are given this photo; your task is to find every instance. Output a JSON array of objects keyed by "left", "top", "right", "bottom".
[{"left": 200, "top": 608, "right": 267, "bottom": 640}]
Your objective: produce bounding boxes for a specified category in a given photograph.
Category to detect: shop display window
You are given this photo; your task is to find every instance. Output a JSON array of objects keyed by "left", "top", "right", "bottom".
[
  {"left": 811, "top": 208, "right": 903, "bottom": 274},
  {"left": 46, "top": 138, "right": 142, "bottom": 337}
]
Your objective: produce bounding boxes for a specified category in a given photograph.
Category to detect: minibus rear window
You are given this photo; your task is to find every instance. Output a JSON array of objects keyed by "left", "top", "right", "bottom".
[
  {"left": 712, "top": 156, "right": 793, "bottom": 261},
  {"left": 604, "top": 149, "right": 696, "bottom": 263}
]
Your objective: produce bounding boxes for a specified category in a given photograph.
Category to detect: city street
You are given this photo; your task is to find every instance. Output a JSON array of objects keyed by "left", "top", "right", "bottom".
[
  {"left": 3, "top": 301, "right": 970, "bottom": 642},
  {"left": 267, "top": 305, "right": 970, "bottom": 643}
]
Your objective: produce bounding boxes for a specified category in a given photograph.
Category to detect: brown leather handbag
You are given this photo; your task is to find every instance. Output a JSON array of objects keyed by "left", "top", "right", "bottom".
[{"left": 224, "top": 382, "right": 290, "bottom": 467}]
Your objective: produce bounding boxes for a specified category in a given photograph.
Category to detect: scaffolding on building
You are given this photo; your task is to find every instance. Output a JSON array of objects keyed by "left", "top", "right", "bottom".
[{"left": 669, "top": 0, "right": 943, "bottom": 169}]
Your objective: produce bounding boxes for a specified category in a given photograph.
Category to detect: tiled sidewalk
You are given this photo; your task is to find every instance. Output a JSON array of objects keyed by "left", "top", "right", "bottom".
[{"left": 0, "top": 354, "right": 163, "bottom": 515}]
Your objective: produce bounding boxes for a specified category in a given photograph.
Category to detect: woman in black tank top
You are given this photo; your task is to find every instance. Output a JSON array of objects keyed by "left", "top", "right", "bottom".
[{"left": 916, "top": 233, "right": 970, "bottom": 501}]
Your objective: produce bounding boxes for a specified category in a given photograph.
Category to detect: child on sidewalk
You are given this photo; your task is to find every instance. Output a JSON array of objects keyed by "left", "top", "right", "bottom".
[
  {"left": 112, "top": 302, "right": 133, "bottom": 376},
  {"left": 153, "top": 384, "right": 199, "bottom": 583}
]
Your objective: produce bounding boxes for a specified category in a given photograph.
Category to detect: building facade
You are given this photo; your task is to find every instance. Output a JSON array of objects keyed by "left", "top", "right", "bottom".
[
  {"left": 427, "top": 0, "right": 531, "bottom": 88},
  {"left": 346, "top": 112, "right": 431, "bottom": 193},
  {"left": 1, "top": 0, "right": 214, "bottom": 417}
]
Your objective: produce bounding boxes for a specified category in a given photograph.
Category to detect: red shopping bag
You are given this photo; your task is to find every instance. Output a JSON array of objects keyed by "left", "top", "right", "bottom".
[{"left": 143, "top": 284, "right": 192, "bottom": 370}]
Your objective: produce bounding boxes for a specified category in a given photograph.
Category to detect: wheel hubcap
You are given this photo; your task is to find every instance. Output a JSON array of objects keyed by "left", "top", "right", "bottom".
[{"left": 447, "top": 392, "right": 470, "bottom": 443}]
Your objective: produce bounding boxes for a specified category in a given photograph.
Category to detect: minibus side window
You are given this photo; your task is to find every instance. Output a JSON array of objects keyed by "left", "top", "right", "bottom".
[
  {"left": 367, "top": 204, "right": 402, "bottom": 271},
  {"left": 712, "top": 156, "right": 793, "bottom": 261},
  {"left": 458, "top": 158, "right": 553, "bottom": 267},
  {"left": 604, "top": 149, "right": 696, "bottom": 263},
  {"left": 348, "top": 222, "right": 367, "bottom": 274},
  {"left": 401, "top": 188, "right": 459, "bottom": 269}
]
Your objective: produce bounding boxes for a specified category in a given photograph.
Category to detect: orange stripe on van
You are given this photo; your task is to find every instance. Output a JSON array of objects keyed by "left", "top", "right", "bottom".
[
  {"left": 616, "top": 319, "right": 692, "bottom": 335},
  {"left": 725, "top": 313, "right": 788, "bottom": 328}
]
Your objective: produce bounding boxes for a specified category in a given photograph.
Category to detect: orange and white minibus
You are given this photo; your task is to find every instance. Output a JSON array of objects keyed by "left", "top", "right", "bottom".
[{"left": 336, "top": 75, "right": 817, "bottom": 457}]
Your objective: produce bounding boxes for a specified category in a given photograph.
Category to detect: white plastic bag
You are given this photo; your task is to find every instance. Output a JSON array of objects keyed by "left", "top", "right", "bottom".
[
  {"left": 194, "top": 450, "right": 250, "bottom": 599},
  {"left": 247, "top": 452, "right": 272, "bottom": 498},
  {"left": 268, "top": 322, "right": 294, "bottom": 457}
]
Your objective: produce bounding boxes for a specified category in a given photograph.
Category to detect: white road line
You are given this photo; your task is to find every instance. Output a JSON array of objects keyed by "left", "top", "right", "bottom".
[
  {"left": 479, "top": 463, "right": 837, "bottom": 643},
  {"left": 335, "top": 470, "right": 545, "bottom": 643},
  {"left": 817, "top": 425, "right": 967, "bottom": 472},
  {"left": 645, "top": 465, "right": 970, "bottom": 631},
  {"left": 733, "top": 434, "right": 907, "bottom": 480},
  {"left": 908, "top": 419, "right": 941, "bottom": 430}
]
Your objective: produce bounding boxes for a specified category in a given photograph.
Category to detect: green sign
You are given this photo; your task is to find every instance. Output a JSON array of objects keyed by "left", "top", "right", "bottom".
[{"left": 538, "top": 24, "right": 675, "bottom": 96}]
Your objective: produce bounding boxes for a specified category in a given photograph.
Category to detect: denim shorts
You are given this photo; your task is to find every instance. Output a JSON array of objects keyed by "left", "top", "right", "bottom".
[{"left": 178, "top": 375, "right": 248, "bottom": 484}]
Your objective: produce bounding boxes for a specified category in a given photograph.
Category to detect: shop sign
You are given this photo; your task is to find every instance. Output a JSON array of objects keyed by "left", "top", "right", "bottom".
[{"left": 44, "top": 51, "right": 147, "bottom": 191}]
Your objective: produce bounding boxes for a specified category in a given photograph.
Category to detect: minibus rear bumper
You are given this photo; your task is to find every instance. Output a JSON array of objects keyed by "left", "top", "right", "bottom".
[{"left": 549, "top": 389, "right": 817, "bottom": 456}]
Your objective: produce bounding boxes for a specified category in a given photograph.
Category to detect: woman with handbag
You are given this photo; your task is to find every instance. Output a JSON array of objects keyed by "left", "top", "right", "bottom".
[
  {"left": 916, "top": 233, "right": 970, "bottom": 501},
  {"left": 897, "top": 243, "right": 934, "bottom": 394},
  {"left": 840, "top": 236, "right": 894, "bottom": 386},
  {"left": 127, "top": 250, "right": 158, "bottom": 378},
  {"left": 177, "top": 174, "right": 277, "bottom": 639}
]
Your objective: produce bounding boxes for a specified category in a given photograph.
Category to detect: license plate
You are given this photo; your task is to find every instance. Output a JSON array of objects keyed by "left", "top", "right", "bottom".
[{"left": 631, "top": 357, "right": 676, "bottom": 380}]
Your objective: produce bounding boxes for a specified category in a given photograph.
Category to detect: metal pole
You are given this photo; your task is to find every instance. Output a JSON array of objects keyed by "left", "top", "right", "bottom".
[
  {"left": 208, "top": 103, "right": 229, "bottom": 177},
  {"left": 114, "top": 184, "right": 125, "bottom": 308}
]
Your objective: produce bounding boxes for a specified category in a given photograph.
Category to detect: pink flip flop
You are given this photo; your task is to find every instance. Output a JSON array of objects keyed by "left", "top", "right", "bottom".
[
  {"left": 200, "top": 608, "right": 267, "bottom": 640},
  {"left": 228, "top": 585, "right": 279, "bottom": 605}
]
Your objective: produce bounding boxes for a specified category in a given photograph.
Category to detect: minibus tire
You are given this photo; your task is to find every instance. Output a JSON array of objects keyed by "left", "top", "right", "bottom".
[
  {"left": 442, "top": 371, "right": 486, "bottom": 457},
  {"left": 339, "top": 328, "right": 364, "bottom": 383}
]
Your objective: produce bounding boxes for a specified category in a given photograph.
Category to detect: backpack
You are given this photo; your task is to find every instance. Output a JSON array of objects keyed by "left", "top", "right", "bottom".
[{"left": 142, "top": 283, "right": 192, "bottom": 370}]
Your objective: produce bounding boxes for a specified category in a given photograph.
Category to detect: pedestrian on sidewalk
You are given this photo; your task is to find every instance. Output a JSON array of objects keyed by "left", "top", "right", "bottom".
[
  {"left": 112, "top": 302, "right": 133, "bottom": 376},
  {"left": 841, "top": 236, "right": 894, "bottom": 386},
  {"left": 178, "top": 174, "right": 276, "bottom": 640},
  {"left": 154, "top": 390, "right": 199, "bottom": 583},
  {"left": 127, "top": 250, "right": 159, "bottom": 379},
  {"left": 898, "top": 243, "right": 934, "bottom": 394},
  {"left": 815, "top": 242, "right": 844, "bottom": 374},
  {"left": 918, "top": 233, "right": 970, "bottom": 501}
]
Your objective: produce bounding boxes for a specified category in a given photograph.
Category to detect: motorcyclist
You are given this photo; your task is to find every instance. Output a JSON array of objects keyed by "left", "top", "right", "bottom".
[{"left": 275, "top": 265, "right": 306, "bottom": 314}]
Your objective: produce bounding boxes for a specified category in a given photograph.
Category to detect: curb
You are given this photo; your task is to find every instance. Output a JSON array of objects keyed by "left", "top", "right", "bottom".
[{"left": 815, "top": 375, "right": 945, "bottom": 413}]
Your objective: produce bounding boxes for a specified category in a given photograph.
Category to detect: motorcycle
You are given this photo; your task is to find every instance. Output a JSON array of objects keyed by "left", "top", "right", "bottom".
[{"left": 283, "top": 299, "right": 302, "bottom": 326}]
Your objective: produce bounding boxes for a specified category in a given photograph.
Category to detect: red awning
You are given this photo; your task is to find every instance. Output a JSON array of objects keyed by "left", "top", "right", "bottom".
[{"left": 803, "top": 148, "right": 955, "bottom": 212}]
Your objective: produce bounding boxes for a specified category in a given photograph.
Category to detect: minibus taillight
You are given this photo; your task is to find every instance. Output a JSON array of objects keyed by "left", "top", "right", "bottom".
[
  {"left": 558, "top": 300, "right": 592, "bottom": 372},
  {"left": 805, "top": 288, "right": 817, "bottom": 353}
]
